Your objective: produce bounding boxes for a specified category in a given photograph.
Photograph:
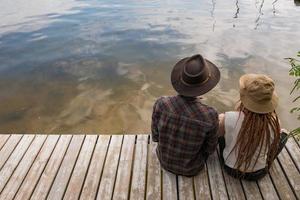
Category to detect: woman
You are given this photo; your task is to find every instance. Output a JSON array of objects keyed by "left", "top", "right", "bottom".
[{"left": 218, "top": 74, "right": 288, "bottom": 180}]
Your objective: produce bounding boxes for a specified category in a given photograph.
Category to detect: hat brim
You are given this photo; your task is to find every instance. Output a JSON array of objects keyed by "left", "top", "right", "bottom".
[
  {"left": 171, "top": 57, "right": 220, "bottom": 97},
  {"left": 240, "top": 91, "right": 279, "bottom": 114}
]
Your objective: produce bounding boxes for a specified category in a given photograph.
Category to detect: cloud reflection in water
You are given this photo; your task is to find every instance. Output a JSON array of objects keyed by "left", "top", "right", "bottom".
[{"left": 0, "top": 0, "right": 299, "bottom": 133}]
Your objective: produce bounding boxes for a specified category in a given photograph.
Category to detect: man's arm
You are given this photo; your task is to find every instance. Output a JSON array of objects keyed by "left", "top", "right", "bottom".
[
  {"left": 202, "top": 112, "right": 219, "bottom": 159},
  {"left": 203, "top": 124, "right": 219, "bottom": 158},
  {"left": 151, "top": 100, "right": 160, "bottom": 142}
]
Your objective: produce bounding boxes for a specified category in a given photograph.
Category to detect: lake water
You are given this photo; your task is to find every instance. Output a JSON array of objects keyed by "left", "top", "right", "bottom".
[{"left": 0, "top": 0, "right": 299, "bottom": 134}]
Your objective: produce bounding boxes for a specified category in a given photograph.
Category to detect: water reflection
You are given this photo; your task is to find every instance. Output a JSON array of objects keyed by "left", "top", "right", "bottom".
[
  {"left": 210, "top": 0, "right": 217, "bottom": 31},
  {"left": 233, "top": 0, "right": 240, "bottom": 28},
  {"left": 254, "top": 0, "right": 265, "bottom": 29},
  {"left": 0, "top": 0, "right": 88, "bottom": 35},
  {"left": 0, "top": 0, "right": 299, "bottom": 133},
  {"left": 234, "top": 0, "right": 240, "bottom": 19},
  {"left": 272, "top": 0, "right": 279, "bottom": 15}
]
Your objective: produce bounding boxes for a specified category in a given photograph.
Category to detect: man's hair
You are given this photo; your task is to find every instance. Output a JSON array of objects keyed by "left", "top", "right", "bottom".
[{"left": 231, "top": 102, "right": 281, "bottom": 172}]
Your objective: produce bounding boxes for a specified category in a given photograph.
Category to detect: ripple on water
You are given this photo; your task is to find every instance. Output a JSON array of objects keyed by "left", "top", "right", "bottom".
[{"left": 0, "top": 0, "right": 299, "bottom": 133}]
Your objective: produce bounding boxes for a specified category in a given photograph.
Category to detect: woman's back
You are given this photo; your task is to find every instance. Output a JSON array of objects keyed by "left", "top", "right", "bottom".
[
  {"left": 223, "top": 111, "right": 274, "bottom": 172},
  {"left": 218, "top": 74, "right": 285, "bottom": 180}
]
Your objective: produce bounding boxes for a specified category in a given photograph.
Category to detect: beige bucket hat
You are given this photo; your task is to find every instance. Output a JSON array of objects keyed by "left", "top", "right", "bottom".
[{"left": 239, "top": 74, "right": 278, "bottom": 114}]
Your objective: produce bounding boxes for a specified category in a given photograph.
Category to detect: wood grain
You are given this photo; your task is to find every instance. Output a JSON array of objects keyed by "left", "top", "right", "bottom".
[
  {"left": 206, "top": 151, "right": 228, "bottom": 200},
  {"left": 269, "top": 159, "right": 296, "bottom": 200},
  {"left": 241, "top": 180, "right": 262, "bottom": 200},
  {"left": 0, "top": 134, "right": 10, "bottom": 151},
  {"left": 96, "top": 135, "right": 123, "bottom": 200},
  {"left": 47, "top": 135, "right": 85, "bottom": 200},
  {"left": 0, "top": 135, "right": 23, "bottom": 169},
  {"left": 257, "top": 174, "right": 279, "bottom": 200},
  {"left": 80, "top": 135, "right": 110, "bottom": 200},
  {"left": 194, "top": 163, "right": 211, "bottom": 200},
  {"left": 113, "top": 135, "right": 136, "bottom": 200},
  {"left": 277, "top": 148, "right": 300, "bottom": 199},
  {"left": 129, "top": 135, "right": 148, "bottom": 200},
  {"left": 30, "top": 135, "right": 72, "bottom": 200},
  {"left": 146, "top": 142, "right": 161, "bottom": 200},
  {"left": 14, "top": 135, "right": 60, "bottom": 200},
  {"left": 0, "top": 134, "right": 298, "bottom": 200},
  {"left": 0, "top": 135, "right": 47, "bottom": 200},
  {"left": 64, "top": 135, "right": 97, "bottom": 200},
  {"left": 0, "top": 135, "right": 34, "bottom": 193},
  {"left": 162, "top": 170, "right": 178, "bottom": 200},
  {"left": 178, "top": 176, "right": 194, "bottom": 200},
  {"left": 285, "top": 138, "right": 300, "bottom": 172}
]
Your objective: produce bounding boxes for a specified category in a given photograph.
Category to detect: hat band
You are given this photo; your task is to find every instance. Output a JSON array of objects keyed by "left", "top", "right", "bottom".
[{"left": 180, "top": 73, "right": 211, "bottom": 87}]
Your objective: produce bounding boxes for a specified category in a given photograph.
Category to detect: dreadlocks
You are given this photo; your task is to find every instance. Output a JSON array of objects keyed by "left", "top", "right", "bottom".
[{"left": 232, "top": 103, "right": 281, "bottom": 172}]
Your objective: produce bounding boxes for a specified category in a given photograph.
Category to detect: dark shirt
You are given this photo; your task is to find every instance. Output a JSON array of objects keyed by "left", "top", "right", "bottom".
[{"left": 151, "top": 95, "right": 219, "bottom": 176}]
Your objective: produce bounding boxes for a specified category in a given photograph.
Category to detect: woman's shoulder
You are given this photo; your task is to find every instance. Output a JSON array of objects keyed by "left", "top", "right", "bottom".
[
  {"left": 224, "top": 111, "right": 244, "bottom": 124},
  {"left": 225, "top": 111, "right": 241, "bottom": 117}
]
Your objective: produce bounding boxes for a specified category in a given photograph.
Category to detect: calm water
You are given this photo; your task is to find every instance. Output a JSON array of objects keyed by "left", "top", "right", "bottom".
[{"left": 0, "top": 0, "right": 299, "bottom": 134}]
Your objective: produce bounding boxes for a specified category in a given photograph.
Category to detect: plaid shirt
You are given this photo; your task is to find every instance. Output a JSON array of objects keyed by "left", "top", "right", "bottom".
[{"left": 151, "top": 95, "right": 219, "bottom": 176}]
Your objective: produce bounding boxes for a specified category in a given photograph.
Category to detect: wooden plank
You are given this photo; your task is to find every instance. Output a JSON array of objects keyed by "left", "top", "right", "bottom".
[
  {"left": 206, "top": 151, "right": 228, "bottom": 200},
  {"left": 241, "top": 180, "right": 263, "bottom": 200},
  {"left": 96, "top": 135, "right": 123, "bottom": 200},
  {"left": 162, "top": 170, "right": 178, "bottom": 200},
  {"left": 257, "top": 174, "right": 279, "bottom": 200},
  {"left": 295, "top": 137, "right": 300, "bottom": 147},
  {"left": 129, "top": 135, "right": 148, "bottom": 200},
  {"left": 285, "top": 138, "right": 300, "bottom": 172},
  {"left": 113, "top": 135, "right": 136, "bottom": 200},
  {"left": 0, "top": 135, "right": 34, "bottom": 193},
  {"left": 194, "top": 163, "right": 211, "bottom": 200},
  {"left": 222, "top": 173, "right": 245, "bottom": 200},
  {"left": 146, "top": 142, "right": 161, "bottom": 200},
  {"left": 216, "top": 151, "right": 245, "bottom": 200},
  {"left": 277, "top": 148, "right": 300, "bottom": 199},
  {"left": 1, "top": 133, "right": 296, "bottom": 200},
  {"left": 0, "top": 135, "right": 23, "bottom": 169},
  {"left": 47, "top": 135, "right": 85, "bottom": 200},
  {"left": 80, "top": 135, "right": 110, "bottom": 200},
  {"left": 14, "top": 135, "right": 60, "bottom": 200},
  {"left": 64, "top": 135, "right": 98, "bottom": 200},
  {"left": 178, "top": 176, "right": 194, "bottom": 200},
  {"left": 0, "top": 135, "right": 47, "bottom": 200},
  {"left": 0, "top": 134, "right": 10, "bottom": 150},
  {"left": 30, "top": 135, "right": 72, "bottom": 200},
  {"left": 269, "top": 159, "right": 296, "bottom": 200}
]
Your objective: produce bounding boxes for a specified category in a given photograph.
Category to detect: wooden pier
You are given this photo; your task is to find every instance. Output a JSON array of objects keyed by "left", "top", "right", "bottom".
[{"left": 0, "top": 134, "right": 299, "bottom": 200}]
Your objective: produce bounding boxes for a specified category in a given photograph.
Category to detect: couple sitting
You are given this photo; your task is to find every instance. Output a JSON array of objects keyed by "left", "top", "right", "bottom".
[{"left": 151, "top": 54, "right": 287, "bottom": 180}]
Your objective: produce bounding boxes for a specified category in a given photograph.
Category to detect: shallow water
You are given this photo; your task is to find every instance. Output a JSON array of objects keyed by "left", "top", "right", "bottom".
[{"left": 0, "top": 0, "right": 299, "bottom": 134}]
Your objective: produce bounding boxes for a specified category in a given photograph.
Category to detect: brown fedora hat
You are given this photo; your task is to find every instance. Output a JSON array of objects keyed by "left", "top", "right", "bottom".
[{"left": 171, "top": 54, "right": 220, "bottom": 97}]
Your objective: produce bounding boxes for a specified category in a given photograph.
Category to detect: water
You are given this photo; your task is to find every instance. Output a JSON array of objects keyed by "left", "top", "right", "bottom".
[{"left": 0, "top": 0, "right": 299, "bottom": 134}]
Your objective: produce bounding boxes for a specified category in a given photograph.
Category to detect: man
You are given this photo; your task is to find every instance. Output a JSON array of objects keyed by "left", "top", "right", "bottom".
[{"left": 151, "top": 54, "right": 220, "bottom": 176}]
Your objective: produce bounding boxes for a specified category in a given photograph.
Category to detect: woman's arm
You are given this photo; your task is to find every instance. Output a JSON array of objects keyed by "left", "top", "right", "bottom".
[{"left": 218, "top": 113, "right": 225, "bottom": 136}]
